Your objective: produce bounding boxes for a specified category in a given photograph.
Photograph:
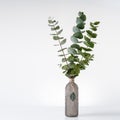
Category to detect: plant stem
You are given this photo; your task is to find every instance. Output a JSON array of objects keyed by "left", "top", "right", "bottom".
[
  {"left": 53, "top": 25, "right": 69, "bottom": 66},
  {"left": 58, "top": 39, "right": 69, "bottom": 66}
]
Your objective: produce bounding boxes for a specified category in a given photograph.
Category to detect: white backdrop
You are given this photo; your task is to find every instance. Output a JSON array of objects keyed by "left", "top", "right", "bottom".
[{"left": 0, "top": 0, "right": 120, "bottom": 109}]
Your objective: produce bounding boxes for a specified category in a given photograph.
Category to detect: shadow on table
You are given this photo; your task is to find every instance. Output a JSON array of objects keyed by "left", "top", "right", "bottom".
[
  {"left": 64, "top": 112, "right": 120, "bottom": 120},
  {"left": 65, "top": 116, "right": 79, "bottom": 120},
  {"left": 80, "top": 112, "right": 120, "bottom": 117}
]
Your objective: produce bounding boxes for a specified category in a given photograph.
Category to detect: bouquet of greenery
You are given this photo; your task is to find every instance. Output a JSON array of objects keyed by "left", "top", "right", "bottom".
[{"left": 48, "top": 11, "right": 100, "bottom": 79}]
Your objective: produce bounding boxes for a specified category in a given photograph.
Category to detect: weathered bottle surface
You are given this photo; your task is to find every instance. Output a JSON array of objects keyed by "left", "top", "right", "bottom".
[{"left": 65, "top": 79, "right": 78, "bottom": 117}]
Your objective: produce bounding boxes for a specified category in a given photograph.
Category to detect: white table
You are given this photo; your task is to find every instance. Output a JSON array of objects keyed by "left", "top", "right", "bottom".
[{"left": 0, "top": 105, "right": 120, "bottom": 120}]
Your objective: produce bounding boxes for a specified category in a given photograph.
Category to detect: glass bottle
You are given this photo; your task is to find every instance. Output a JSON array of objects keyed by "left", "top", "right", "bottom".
[{"left": 65, "top": 78, "right": 78, "bottom": 117}]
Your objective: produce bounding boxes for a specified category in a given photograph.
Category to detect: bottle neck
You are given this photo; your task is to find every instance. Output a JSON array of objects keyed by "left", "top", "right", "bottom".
[{"left": 69, "top": 78, "right": 74, "bottom": 83}]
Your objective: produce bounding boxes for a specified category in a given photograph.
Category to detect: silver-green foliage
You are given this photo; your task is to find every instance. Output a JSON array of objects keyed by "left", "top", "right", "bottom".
[{"left": 48, "top": 11, "right": 100, "bottom": 78}]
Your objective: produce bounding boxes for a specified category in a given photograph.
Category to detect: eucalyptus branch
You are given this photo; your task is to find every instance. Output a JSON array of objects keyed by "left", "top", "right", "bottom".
[
  {"left": 48, "top": 18, "right": 69, "bottom": 67},
  {"left": 48, "top": 12, "right": 100, "bottom": 78},
  {"left": 58, "top": 40, "right": 69, "bottom": 66},
  {"left": 54, "top": 28, "right": 69, "bottom": 66}
]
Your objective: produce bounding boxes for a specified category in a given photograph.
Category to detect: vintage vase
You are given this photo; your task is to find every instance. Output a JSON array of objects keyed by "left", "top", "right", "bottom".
[{"left": 65, "top": 78, "right": 78, "bottom": 117}]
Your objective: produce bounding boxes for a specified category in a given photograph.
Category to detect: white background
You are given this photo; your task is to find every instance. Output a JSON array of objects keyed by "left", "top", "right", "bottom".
[{"left": 0, "top": 0, "right": 120, "bottom": 110}]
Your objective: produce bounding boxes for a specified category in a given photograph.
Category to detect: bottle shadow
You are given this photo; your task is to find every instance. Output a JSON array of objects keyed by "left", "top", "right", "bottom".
[
  {"left": 64, "top": 116, "right": 79, "bottom": 120},
  {"left": 64, "top": 112, "right": 120, "bottom": 120},
  {"left": 80, "top": 112, "right": 120, "bottom": 117}
]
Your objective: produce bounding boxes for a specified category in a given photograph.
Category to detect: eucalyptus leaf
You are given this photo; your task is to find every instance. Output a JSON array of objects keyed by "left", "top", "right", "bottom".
[
  {"left": 66, "top": 63, "right": 80, "bottom": 77},
  {"left": 60, "top": 39, "right": 66, "bottom": 45},
  {"left": 48, "top": 24, "right": 54, "bottom": 27},
  {"left": 48, "top": 19, "right": 56, "bottom": 24},
  {"left": 86, "top": 30, "right": 97, "bottom": 38},
  {"left": 90, "top": 22, "right": 95, "bottom": 28},
  {"left": 80, "top": 14, "right": 86, "bottom": 21},
  {"left": 90, "top": 27, "right": 97, "bottom": 31},
  {"left": 83, "top": 60, "right": 89, "bottom": 65},
  {"left": 53, "top": 36, "right": 63, "bottom": 40},
  {"left": 71, "top": 36, "right": 79, "bottom": 43},
  {"left": 84, "top": 35, "right": 90, "bottom": 42},
  {"left": 67, "top": 55, "right": 79, "bottom": 62},
  {"left": 77, "top": 23, "right": 85, "bottom": 29},
  {"left": 50, "top": 33, "right": 57, "bottom": 35},
  {"left": 58, "top": 54, "right": 64, "bottom": 57},
  {"left": 68, "top": 62, "right": 76, "bottom": 69},
  {"left": 94, "top": 21, "right": 100, "bottom": 25},
  {"left": 89, "top": 54, "right": 94, "bottom": 60},
  {"left": 73, "top": 32, "right": 83, "bottom": 39},
  {"left": 51, "top": 26, "right": 60, "bottom": 30},
  {"left": 71, "top": 44, "right": 81, "bottom": 51},
  {"left": 83, "top": 52, "right": 91, "bottom": 58},
  {"left": 73, "top": 26, "right": 80, "bottom": 32},
  {"left": 86, "top": 30, "right": 92, "bottom": 36},
  {"left": 68, "top": 47, "right": 77, "bottom": 55},
  {"left": 78, "top": 50, "right": 84, "bottom": 56},
  {"left": 48, "top": 19, "right": 52, "bottom": 23},
  {"left": 58, "top": 48, "right": 67, "bottom": 52},
  {"left": 76, "top": 17, "right": 83, "bottom": 24},
  {"left": 59, "top": 54, "right": 68, "bottom": 57},
  {"left": 91, "top": 33, "right": 97, "bottom": 38},
  {"left": 63, "top": 71, "right": 66, "bottom": 73},
  {"left": 84, "top": 41, "right": 94, "bottom": 48},
  {"left": 57, "top": 29, "right": 63, "bottom": 35},
  {"left": 62, "top": 65, "right": 69, "bottom": 70},
  {"left": 79, "top": 61, "right": 86, "bottom": 70},
  {"left": 81, "top": 47, "right": 92, "bottom": 51},
  {"left": 78, "top": 12, "right": 86, "bottom": 21},
  {"left": 67, "top": 56, "right": 75, "bottom": 62},
  {"left": 54, "top": 21, "right": 58, "bottom": 26},
  {"left": 78, "top": 11, "right": 83, "bottom": 16}
]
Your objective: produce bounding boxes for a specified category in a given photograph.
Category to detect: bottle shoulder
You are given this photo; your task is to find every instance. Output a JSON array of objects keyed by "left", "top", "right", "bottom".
[{"left": 65, "top": 82, "right": 78, "bottom": 89}]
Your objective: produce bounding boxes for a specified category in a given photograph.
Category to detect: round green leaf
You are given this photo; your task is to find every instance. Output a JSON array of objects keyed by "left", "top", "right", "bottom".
[
  {"left": 73, "top": 32, "right": 83, "bottom": 39},
  {"left": 77, "top": 23, "right": 85, "bottom": 29},
  {"left": 71, "top": 36, "right": 79, "bottom": 43},
  {"left": 73, "top": 26, "right": 80, "bottom": 33},
  {"left": 78, "top": 11, "right": 83, "bottom": 16},
  {"left": 68, "top": 47, "right": 77, "bottom": 55},
  {"left": 80, "top": 14, "right": 86, "bottom": 21},
  {"left": 78, "top": 12, "right": 86, "bottom": 21},
  {"left": 71, "top": 44, "right": 81, "bottom": 51},
  {"left": 76, "top": 17, "right": 83, "bottom": 24}
]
